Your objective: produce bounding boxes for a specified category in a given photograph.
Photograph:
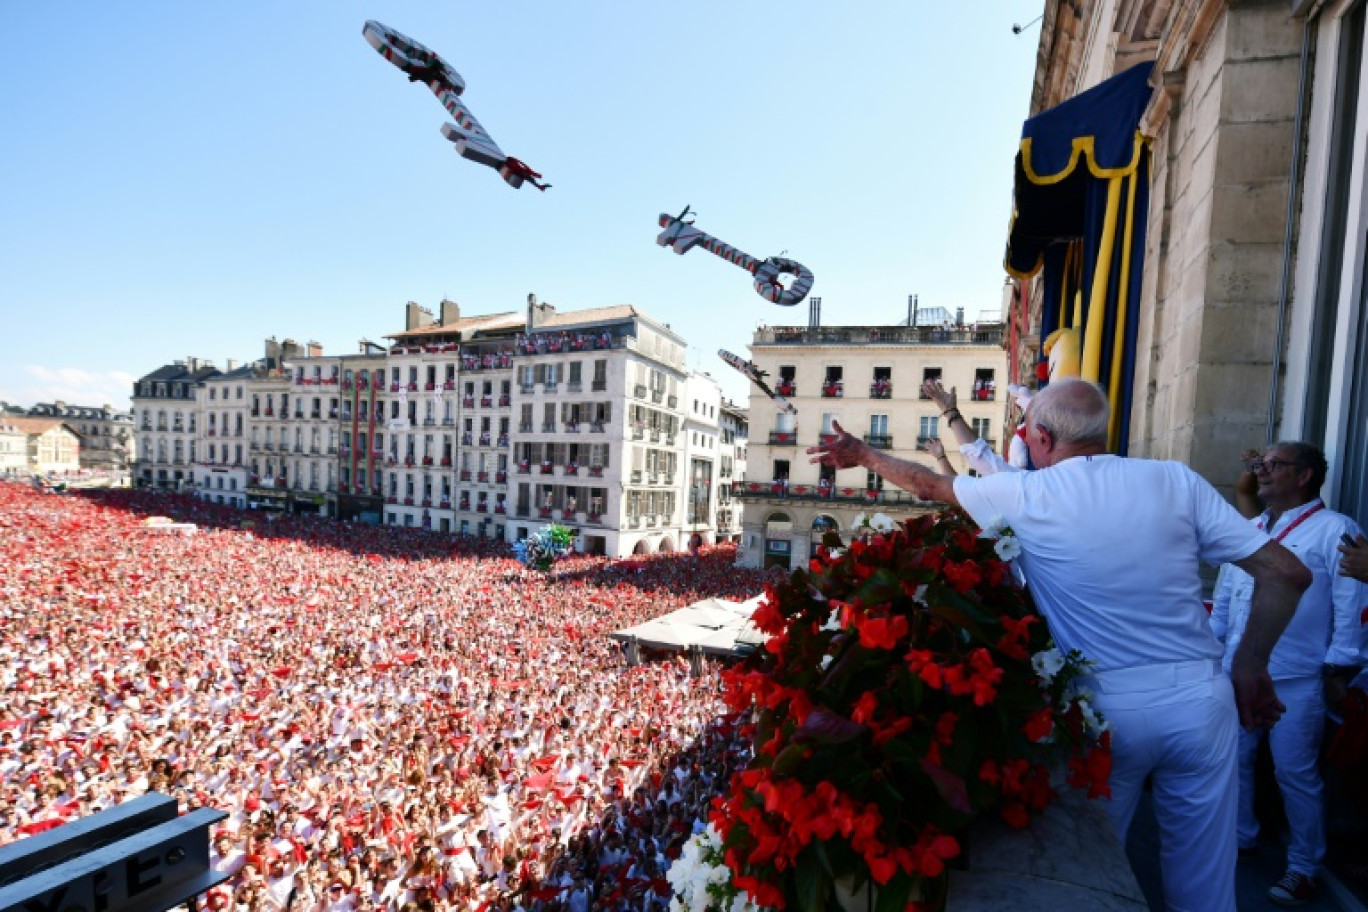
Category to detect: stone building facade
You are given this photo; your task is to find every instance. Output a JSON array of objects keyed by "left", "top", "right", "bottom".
[
  {"left": 716, "top": 402, "right": 748, "bottom": 543},
  {"left": 23, "top": 402, "right": 133, "bottom": 471},
  {"left": 131, "top": 359, "right": 221, "bottom": 490},
  {"left": 3, "top": 417, "right": 82, "bottom": 474},
  {"left": 736, "top": 318, "right": 1007, "bottom": 570},
  {"left": 682, "top": 371, "right": 724, "bottom": 549},
  {"left": 1020, "top": 0, "right": 1368, "bottom": 521}
]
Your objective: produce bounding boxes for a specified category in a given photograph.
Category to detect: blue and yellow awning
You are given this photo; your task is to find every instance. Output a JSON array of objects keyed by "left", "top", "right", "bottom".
[{"left": 1006, "top": 62, "right": 1155, "bottom": 454}]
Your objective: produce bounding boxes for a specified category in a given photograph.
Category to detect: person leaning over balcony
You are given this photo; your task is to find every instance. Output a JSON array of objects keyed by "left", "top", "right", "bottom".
[{"left": 809, "top": 378, "right": 1310, "bottom": 912}]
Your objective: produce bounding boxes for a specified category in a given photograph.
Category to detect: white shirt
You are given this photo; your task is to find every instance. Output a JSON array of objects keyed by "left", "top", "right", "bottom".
[
  {"left": 954, "top": 455, "right": 1268, "bottom": 671},
  {"left": 958, "top": 438, "right": 1018, "bottom": 477},
  {"left": 1211, "top": 499, "right": 1367, "bottom": 678}
]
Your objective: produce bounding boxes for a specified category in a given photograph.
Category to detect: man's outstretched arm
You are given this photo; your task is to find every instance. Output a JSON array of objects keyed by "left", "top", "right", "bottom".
[{"left": 807, "top": 421, "right": 959, "bottom": 506}]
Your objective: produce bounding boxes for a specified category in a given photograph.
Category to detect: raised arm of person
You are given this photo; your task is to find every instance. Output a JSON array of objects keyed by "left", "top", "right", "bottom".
[
  {"left": 808, "top": 421, "right": 958, "bottom": 506},
  {"left": 1235, "top": 449, "right": 1263, "bottom": 519},
  {"left": 922, "top": 438, "right": 957, "bottom": 476},
  {"left": 921, "top": 379, "right": 977, "bottom": 449},
  {"left": 1229, "top": 540, "right": 1312, "bottom": 729}
]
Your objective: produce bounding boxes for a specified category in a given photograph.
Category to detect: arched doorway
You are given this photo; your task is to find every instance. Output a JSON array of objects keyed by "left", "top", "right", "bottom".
[
  {"left": 633, "top": 539, "right": 650, "bottom": 555},
  {"left": 658, "top": 536, "right": 675, "bottom": 553},
  {"left": 764, "top": 512, "right": 794, "bottom": 570},
  {"left": 810, "top": 514, "right": 839, "bottom": 559}
]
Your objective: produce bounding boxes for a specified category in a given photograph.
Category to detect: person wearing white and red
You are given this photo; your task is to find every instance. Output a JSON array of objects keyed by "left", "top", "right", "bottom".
[
  {"left": 1211, "top": 442, "right": 1367, "bottom": 906},
  {"left": 808, "top": 379, "right": 1310, "bottom": 912}
]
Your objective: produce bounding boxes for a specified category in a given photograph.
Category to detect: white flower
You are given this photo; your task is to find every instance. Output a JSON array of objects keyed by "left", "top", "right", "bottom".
[
  {"left": 1031, "top": 648, "right": 1064, "bottom": 683},
  {"left": 828, "top": 547, "right": 846, "bottom": 559},
  {"left": 851, "top": 512, "right": 867, "bottom": 530},
  {"left": 978, "top": 515, "right": 1009, "bottom": 538},
  {"left": 911, "top": 584, "right": 929, "bottom": 605},
  {"left": 821, "top": 608, "right": 842, "bottom": 632},
  {"left": 869, "top": 512, "right": 895, "bottom": 532},
  {"left": 819, "top": 654, "right": 834, "bottom": 671},
  {"left": 993, "top": 534, "right": 1022, "bottom": 561},
  {"left": 1077, "top": 697, "right": 1111, "bottom": 734}
]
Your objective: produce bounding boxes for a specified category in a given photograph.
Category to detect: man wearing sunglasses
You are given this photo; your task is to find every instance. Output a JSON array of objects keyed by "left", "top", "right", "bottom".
[{"left": 1211, "top": 442, "right": 1367, "bottom": 906}]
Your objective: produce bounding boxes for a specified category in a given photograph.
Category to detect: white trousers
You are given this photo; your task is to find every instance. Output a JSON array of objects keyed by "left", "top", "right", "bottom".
[
  {"left": 1237, "top": 675, "right": 1325, "bottom": 877},
  {"left": 1091, "top": 659, "right": 1239, "bottom": 912}
]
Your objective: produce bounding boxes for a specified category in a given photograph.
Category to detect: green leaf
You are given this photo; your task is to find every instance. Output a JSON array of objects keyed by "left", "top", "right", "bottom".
[
  {"left": 772, "top": 742, "right": 808, "bottom": 777},
  {"left": 874, "top": 873, "right": 914, "bottom": 912},
  {"left": 852, "top": 567, "right": 902, "bottom": 606},
  {"left": 795, "top": 853, "right": 830, "bottom": 912},
  {"left": 926, "top": 594, "right": 989, "bottom": 642}
]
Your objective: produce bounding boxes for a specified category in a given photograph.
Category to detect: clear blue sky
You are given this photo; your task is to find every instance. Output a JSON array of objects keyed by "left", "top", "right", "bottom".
[{"left": 0, "top": 1, "right": 1041, "bottom": 409}]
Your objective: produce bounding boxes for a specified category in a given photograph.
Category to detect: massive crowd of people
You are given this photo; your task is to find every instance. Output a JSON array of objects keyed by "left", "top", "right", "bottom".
[{"left": 0, "top": 483, "right": 775, "bottom": 911}]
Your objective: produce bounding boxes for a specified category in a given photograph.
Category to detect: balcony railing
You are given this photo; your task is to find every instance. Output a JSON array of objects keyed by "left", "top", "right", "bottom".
[
  {"left": 768, "top": 431, "right": 798, "bottom": 446},
  {"left": 776, "top": 383, "right": 796, "bottom": 397},
  {"left": 588, "top": 465, "right": 605, "bottom": 477},
  {"left": 498, "top": 395, "right": 511, "bottom": 407},
  {"left": 480, "top": 396, "right": 492, "bottom": 408},
  {"left": 592, "top": 380, "right": 607, "bottom": 392},
  {"left": 756, "top": 326, "right": 1005, "bottom": 347},
  {"left": 821, "top": 384, "right": 844, "bottom": 398},
  {"left": 870, "top": 384, "right": 893, "bottom": 399},
  {"left": 541, "top": 422, "right": 556, "bottom": 433},
  {"left": 634, "top": 384, "right": 648, "bottom": 399},
  {"left": 735, "top": 482, "right": 933, "bottom": 506},
  {"left": 864, "top": 434, "right": 893, "bottom": 449}
]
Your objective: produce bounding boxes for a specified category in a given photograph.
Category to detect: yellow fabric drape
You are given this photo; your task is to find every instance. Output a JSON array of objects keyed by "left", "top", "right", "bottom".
[
  {"left": 1080, "top": 177, "right": 1123, "bottom": 381},
  {"left": 1107, "top": 172, "right": 1140, "bottom": 450}
]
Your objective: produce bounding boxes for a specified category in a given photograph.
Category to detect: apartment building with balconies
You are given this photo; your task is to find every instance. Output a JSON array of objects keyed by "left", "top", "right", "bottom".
[
  {"left": 717, "top": 400, "right": 748, "bottom": 543},
  {"left": 681, "top": 371, "right": 723, "bottom": 550},
  {"left": 381, "top": 300, "right": 521, "bottom": 536},
  {"left": 132, "top": 358, "right": 221, "bottom": 490},
  {"left": 193, "top": 362, "right": 254, "bottom": 508},
  {"left": 736, "top": 308, "right": 1007, "bottom": 569},
  {"left": 23, "top": 401, "right": 133, "bottom": 471},
  {"left": 507, "top": 297, "right": 689, "bottom": 558}
]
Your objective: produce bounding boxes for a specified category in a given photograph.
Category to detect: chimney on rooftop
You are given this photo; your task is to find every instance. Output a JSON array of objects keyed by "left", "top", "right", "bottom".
[
  {"left": 526, "top": 293, "right": 555, "bottom": 329},
  {"left": 307, "top": 341, "right": 323, "bottom": 358},
  {"left": 440, "top": 299, "right": 461, "bottom": 325},
  {"left": 405, "top": 301, "right": 435, "bottom": 331},
  {"left": 955, "top": 307, "right": 964, "bottom": 327},
  {"left": 226, "top": 359, "right": 238, "bottom": 371}
]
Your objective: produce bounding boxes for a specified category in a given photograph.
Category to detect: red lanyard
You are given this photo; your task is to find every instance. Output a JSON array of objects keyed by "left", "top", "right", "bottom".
[{"left": 1259, "top": 502, "right": 1324, "bottom": 543}]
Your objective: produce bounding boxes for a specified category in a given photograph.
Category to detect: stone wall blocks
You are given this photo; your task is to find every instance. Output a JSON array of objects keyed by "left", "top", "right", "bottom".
[{"left": 1208, "top": 180, "right": 1292, "bottom": 245}]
